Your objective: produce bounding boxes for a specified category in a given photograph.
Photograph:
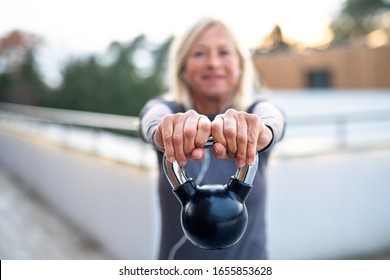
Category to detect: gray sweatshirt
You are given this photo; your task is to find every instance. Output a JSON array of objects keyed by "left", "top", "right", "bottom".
[{"left": 139, "top": 96, "right": 285, "bottom": 259}]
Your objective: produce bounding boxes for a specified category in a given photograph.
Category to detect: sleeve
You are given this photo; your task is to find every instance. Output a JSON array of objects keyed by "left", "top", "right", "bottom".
[
  {"left": 251, "top": 100, "right": 286, "bottom": 153},
  {"left": 139, "top": 98, "right": 173, "bottom": 151}
]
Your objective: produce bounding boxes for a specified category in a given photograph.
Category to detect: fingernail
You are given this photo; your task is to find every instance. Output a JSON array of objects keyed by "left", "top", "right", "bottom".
[
  {"left": 179, "top": 160, "right": 187, "bottom": 166},
  {"left": 168, "top": 156, "right": 175, "bottom": 163},
  {"left": 237, "top": 159, "right": 245, "bottom": 167}
]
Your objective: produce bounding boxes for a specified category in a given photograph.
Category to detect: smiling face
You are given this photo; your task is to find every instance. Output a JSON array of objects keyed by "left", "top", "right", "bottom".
[{"left": 182, "top": 23, "right": 242, "bottom": 113}]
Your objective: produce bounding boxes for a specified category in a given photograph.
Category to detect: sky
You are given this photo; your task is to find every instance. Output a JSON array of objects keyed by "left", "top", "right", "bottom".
[{"left": 1, "top": 0, "right": 345, "bottom": 86}]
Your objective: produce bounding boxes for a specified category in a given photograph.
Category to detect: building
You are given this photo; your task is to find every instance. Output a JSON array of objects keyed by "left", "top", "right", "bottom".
[{"left": 252, "top": 44, "right": 390, "bottom": 89}]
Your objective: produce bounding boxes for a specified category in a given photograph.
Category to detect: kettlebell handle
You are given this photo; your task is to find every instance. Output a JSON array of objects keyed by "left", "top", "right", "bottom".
[{"left": 163, "top": 138, "right": 258, "bottom": 189}]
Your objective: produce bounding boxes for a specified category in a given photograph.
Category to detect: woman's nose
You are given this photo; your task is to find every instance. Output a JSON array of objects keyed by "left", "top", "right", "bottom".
[{"left": 207, "top": 53, "right": 222, "bottom": 68}]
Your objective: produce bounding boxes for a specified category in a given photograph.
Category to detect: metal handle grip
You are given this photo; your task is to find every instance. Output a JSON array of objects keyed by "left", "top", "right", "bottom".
[{"left": 163, "top": 138, "right": 258, "bottom": 188}]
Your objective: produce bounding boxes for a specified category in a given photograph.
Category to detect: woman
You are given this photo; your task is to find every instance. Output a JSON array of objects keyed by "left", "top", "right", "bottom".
[{"left": 139, "top": 17, "right": 285, "bottom": 259}]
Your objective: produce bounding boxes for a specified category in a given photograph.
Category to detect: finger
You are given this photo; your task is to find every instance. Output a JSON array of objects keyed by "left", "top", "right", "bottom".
[
  {"left": 172, "top": 113, "right": 187, "bottom": 166},
  {"left": 222, "top": 111, "right": 237, "bottom": 158},
  {"left": 159, "top": 115, "right": 175, "bottom": 163},
  {"left": 246, "top": 114, "right": 261, "bottom": 165},
  {"left": 189, "top": 115, "right": 211, "bottom": 161},
  {"left": 195, "top": 115, "right": 212, "bottom": 148},
  {"left": 211, "top": 115, "right": 226, "bottom": 147},
  {"left": 183, "top": 111, "right": 198, "bottom": 156},
  {"left": 235, "top": 112, "right": 248, "bottom": 167}
]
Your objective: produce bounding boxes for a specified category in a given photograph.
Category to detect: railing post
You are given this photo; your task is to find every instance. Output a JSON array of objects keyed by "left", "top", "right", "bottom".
[{"left": 336, "top": 116, "right": 347, "bottom": 149}]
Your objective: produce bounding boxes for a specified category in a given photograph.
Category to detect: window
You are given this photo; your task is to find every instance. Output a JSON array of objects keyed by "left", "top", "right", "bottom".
[{"left": 307, "top": 69, "right": 332, "bottom": 88}]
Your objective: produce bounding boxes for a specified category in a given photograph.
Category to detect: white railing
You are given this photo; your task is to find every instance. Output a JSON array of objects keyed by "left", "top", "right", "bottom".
[
  {"left": 1, "top": 100, "right": 390, "bottom": 161},
  {"left": 287, "top": 109, "right": 390, "bottom": 149},
  {"left": 0, "top": 102, "right": 139, "bottom": 132}
]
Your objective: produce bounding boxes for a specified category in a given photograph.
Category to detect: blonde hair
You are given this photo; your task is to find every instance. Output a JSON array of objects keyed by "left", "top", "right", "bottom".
[{"left": 165, "top": 16, "right": 259, "bottom": 111}]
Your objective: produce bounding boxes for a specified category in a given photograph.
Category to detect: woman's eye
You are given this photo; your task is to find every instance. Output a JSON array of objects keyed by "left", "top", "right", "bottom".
[
  {"left": 220, "top": 49, "right": 230, "bottom": 56},
  {"left": 193, "top": 51, "right": 205, "bottom": 57}
]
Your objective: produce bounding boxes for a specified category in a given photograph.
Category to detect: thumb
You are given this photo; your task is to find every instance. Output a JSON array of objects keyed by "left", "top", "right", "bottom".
[
  {"left": 212, "top": 142, "right": 228, "bottom": 159},
  {"left": 190, "top": 147, "right": 205, "bottom": 160}
]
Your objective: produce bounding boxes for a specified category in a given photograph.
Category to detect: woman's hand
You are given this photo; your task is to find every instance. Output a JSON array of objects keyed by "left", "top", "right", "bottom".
[
  {"left": 154, "top": 110, "right": 211, "bottom": 166},
  {"left": 211, "top": 109, "right": 273, "bottom": 167}
]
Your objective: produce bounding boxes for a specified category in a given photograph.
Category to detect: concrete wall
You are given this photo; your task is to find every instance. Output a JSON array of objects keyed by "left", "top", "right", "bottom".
[{"left": 0, "top": 129, "right": 160, "bottom": 259}]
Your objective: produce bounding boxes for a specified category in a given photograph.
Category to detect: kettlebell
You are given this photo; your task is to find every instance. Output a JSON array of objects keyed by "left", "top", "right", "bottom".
[{"left": 163, "top": 139, "right": 259, "bottom": 250}]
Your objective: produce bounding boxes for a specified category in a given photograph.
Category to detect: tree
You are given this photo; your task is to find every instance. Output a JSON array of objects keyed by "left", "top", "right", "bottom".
[
  {"left": 51, "top": 34, "right": 173, "bottom": 116},
  {"left": 330, "top": 0, "right": 390, "bottom": 44},
  {"left": 0, "top": 30, "right": 49, "bottom": 105},
  {"left": 0, "top": 28, "right": 174, "bottom": 116},
  {"left": 253, "top": 25, "right": 291, "bottom": 55}
]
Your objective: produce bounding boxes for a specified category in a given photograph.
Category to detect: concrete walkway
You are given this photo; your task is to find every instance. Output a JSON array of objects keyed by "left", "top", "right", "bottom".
[{"left": 0, "top": 165, "right": 111, "bottom": 260}]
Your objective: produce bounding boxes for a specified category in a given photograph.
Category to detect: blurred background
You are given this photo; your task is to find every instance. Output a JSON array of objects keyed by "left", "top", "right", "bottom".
[{"left": 0, "top": 0, "right": 390, "bottom": 259}]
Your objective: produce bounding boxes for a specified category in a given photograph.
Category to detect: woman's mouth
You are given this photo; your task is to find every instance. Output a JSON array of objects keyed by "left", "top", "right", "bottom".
[{"left": 203, "top": 73, "right": 224, "bottom": 81}]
